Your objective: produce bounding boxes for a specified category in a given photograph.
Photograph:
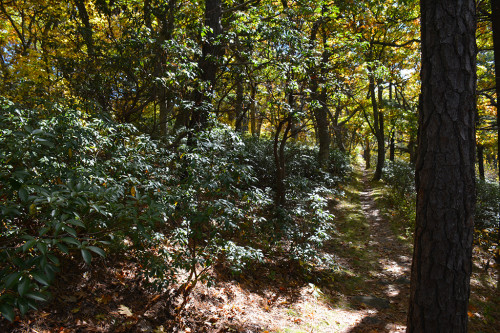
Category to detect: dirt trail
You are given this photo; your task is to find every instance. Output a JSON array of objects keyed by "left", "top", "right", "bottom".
[{"left": 344, "top": 170, "right": 413, "bottom": 332}]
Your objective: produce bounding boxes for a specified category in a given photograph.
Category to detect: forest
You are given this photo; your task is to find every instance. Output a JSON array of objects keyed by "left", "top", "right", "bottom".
[{"left": 0, "top": 0, "right": 499, "bottom": 332}]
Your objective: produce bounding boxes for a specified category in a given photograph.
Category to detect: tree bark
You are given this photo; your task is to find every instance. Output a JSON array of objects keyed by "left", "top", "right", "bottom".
[
  {"left": 273, "top": 118, "right": 291, "bottom": 206},
  {"left": 389, "top": 131, "right": 395, "bottom": 161},
  {"left": 407, "top": 0, "right": 476, "bottom": 332},
  {"left": 364, "top": 137, "right": 371, "bottom": 170},
  {"left": 477, "top": 143, "right": 485, "bottom": 180},
  {"left": 368, "top": 72, "right": 385, "bottom": 180}
]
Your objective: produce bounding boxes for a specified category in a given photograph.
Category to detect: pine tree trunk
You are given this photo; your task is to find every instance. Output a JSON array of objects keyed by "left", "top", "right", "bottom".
[{"left": 407, "top": 0, "right": 476, "bottom": 332}]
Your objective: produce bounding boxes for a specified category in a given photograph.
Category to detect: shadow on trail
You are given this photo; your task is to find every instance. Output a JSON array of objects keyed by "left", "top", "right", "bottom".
[
  {"left": 316, "top": 167, "right": 412, "bottom": 332},
  {"left": 215, "top": 166, "right": 413, "bottom": 332}
]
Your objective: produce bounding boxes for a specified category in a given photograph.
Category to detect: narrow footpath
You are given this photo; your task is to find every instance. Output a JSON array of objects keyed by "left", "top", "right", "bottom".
[{"left": 343, "top": 169, "right": 413, "bottom": 332}]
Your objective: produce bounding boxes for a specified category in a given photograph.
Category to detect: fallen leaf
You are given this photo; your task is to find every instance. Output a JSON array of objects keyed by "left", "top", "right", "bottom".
[
  {"left": 96, "top": 294, "right": 113, "bottom": 304},
  {"left": 118, "top": 305, "right": 134, "bottom": 317},
  {"left": 59, "top": 295, "right": 78, "bottom": 303}
]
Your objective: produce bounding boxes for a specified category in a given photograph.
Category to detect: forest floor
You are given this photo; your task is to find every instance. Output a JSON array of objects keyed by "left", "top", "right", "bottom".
[{"left": 2, "top": 165, "right": 499, "bottom": 333}]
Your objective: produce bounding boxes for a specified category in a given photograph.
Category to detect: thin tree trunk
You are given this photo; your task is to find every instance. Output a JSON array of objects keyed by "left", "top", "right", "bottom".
[
  {"left": 477, "top": 143, "right": 485, "bottom": 180},
  {"left": 250, "top": 84, "right": 257, "bottom": 136},
  {"left": 364, "top": 137, "right": 371, "bottom": 170},
  {"left": 407, "top": 0, "right": 476, "bottom": 331},
  {"left": 188, "top": 0, "right": 223, "bottom": 130},
  {"left": 369, "top": 73, "right": 384, "bottom": 180},
  {"left": 390, "top": 131, "right": 395, "bottom": 162}
]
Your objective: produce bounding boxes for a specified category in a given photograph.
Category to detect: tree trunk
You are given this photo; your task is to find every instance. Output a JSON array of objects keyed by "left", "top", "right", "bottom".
[
  {"left": 188, "top": 0, "right": 223, "bottom": 130},
  {"left": 273, "top": 119, "right": 291, "bottom": 206},
  {"left": 234, "top": 77, "right": 246, "bottom": 132},
  {"left": 250, "top": 84, "right": 257, "bottom": 137},
  {"left": 308, "top": 17, "right": 330, "bottom": 169},
  {"left": 369, "top": 73, "right": 385, "bottom": 180},
  {"left": 390, "top": 131, "right": 395, "bottom": 162},
  {"left": 477, "top": 143, "right": 485, "bottom": 180},
  {"left": 364, "top": 137, "right": 371, "bottom": 170},
  {"left": 408, "top": 134, "right": 417, "bottom": 165},
  {"left": 407, "top": 0, "right": 476, "bottom": 332},
  {"left": 312, "top": 86, "right": 330, "bottom": 170}
]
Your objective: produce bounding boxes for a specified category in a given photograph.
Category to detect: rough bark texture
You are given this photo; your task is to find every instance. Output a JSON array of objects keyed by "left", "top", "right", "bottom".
[{"left": 407, "top": 0, "right": 476, "bottom": 332}]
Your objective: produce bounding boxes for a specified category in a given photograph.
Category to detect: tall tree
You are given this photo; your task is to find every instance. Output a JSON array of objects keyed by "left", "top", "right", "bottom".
[{"left": 407, "top": 0, "right": 476, "bottom": 332}]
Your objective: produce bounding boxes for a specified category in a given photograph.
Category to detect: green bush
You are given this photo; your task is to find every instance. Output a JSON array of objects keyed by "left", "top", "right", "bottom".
[
  {"left": 475, "top": 180, "right": 500, "bottom": 256},
  {"left": 328, "top": 149, "right": 353, "bottom": 182},
  {"left": 0, "top": 99, "right": 345, "bottom": 320},
  {"left": 239, "top": 139, "right": 348, "bottom": 265},
  {"left": 0, "top": 99, "right": 173, "bottom": 320},
  {"left": 382, "top": 160, "right": 415, "bottom": 195},
  {"left": 382, "top": 160, "right": 416, "bottom": 235}
]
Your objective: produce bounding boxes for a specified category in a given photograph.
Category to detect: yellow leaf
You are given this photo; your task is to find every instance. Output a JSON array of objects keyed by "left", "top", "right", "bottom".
[
  {"left": 29, "top": 204, "right": 37, "bottom": 215},
  {"left": 68, "top": 148, "right": 72, "bottom": 158},
  {"left": 131, "top": 186, "right": 136, "bottom": 197}
]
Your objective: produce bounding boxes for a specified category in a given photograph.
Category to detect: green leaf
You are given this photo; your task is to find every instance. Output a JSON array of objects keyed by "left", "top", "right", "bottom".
[
  {"left": 63, "top": 225, "right": 78, "bottom": 237},
  {"left": 32, "top": 271, "right": 50, "bottom": 286},
  {"left": 87, "top": 246, "right": 105, "bottom": 257},
  {"left": 67, "top": 219, "right": 85, "bottom": 228},
  {"left": 56, "top": 242, "right": 69, "bottom": 254},
  {"left": 39, "top": 227, "right": 50, "bottom": 236},
  {"left": 19, "top": 187, "right": 28, "bottom": 202},
  {"left": 47, "top": 254, "right": 60, "bottom": 265},
  {"left": 0, "top": 303, "right": 15, "bottom": 322},
  {"left": 36, "top": 242, "right": 47, "bottom": 255},
  {"left": 35, "top": 138, "right": 54, "bottom": 147},
  {"left": 81, "top": 249, "right": 92, "bottom": 264},
  {"left": 22, "top": 239, "right": 37, "bottom": 252},
  {"left": 26, "top": 292, "right": 49, "bottom": 302},
  {"left": 18, "top": 299, "right": 29, "bottom": 315},
  {"left": 61, "top": 237, "right": 81, "bottom": 247},
  {"left": 17, "top": 277, "right": 30, "bottom": 297},
  {"left": 3, "top": 272, "right": 21, "bottom": 289}
]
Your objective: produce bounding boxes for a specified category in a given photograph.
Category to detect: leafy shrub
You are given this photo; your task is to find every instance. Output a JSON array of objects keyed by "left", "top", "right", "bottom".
[
  {"left": 475, "top": 180, "right": 500, "bottom": 257},
  {"left": 382, "top": 160, "right": 415, "bottom": 195},
  {"left": 382, "top": 160, "right": 416, "bottom": 235},
  {"left": 239, "top": 139, "right": 347, "bottom": 265},
  {"left": 328, "top": 149, "right": 353, "bottom": 182},
  {"left": 0, "top": 99, "right": 346, "bottom": 320},
  {"left": 0, "top": 99, "right": 172, "bottom": 320}
]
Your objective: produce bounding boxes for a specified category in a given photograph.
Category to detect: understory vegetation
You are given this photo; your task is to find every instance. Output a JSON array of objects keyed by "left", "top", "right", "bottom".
[
  {"left": 382, "top": 158, "right": 500, "bottom": 264},
  {"left": 0, "top": 100, "right": 350, "bottom": 321}
]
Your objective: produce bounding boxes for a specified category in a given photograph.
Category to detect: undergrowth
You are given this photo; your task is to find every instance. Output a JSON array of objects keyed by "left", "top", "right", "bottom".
[{"left": 0, "top": 99, "right": 351, "bottom": 322}]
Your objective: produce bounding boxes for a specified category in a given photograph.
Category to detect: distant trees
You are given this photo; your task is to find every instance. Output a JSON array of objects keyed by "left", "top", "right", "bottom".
[{"left": 407, "top": 0, "right": 476, "bottom": 332}]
